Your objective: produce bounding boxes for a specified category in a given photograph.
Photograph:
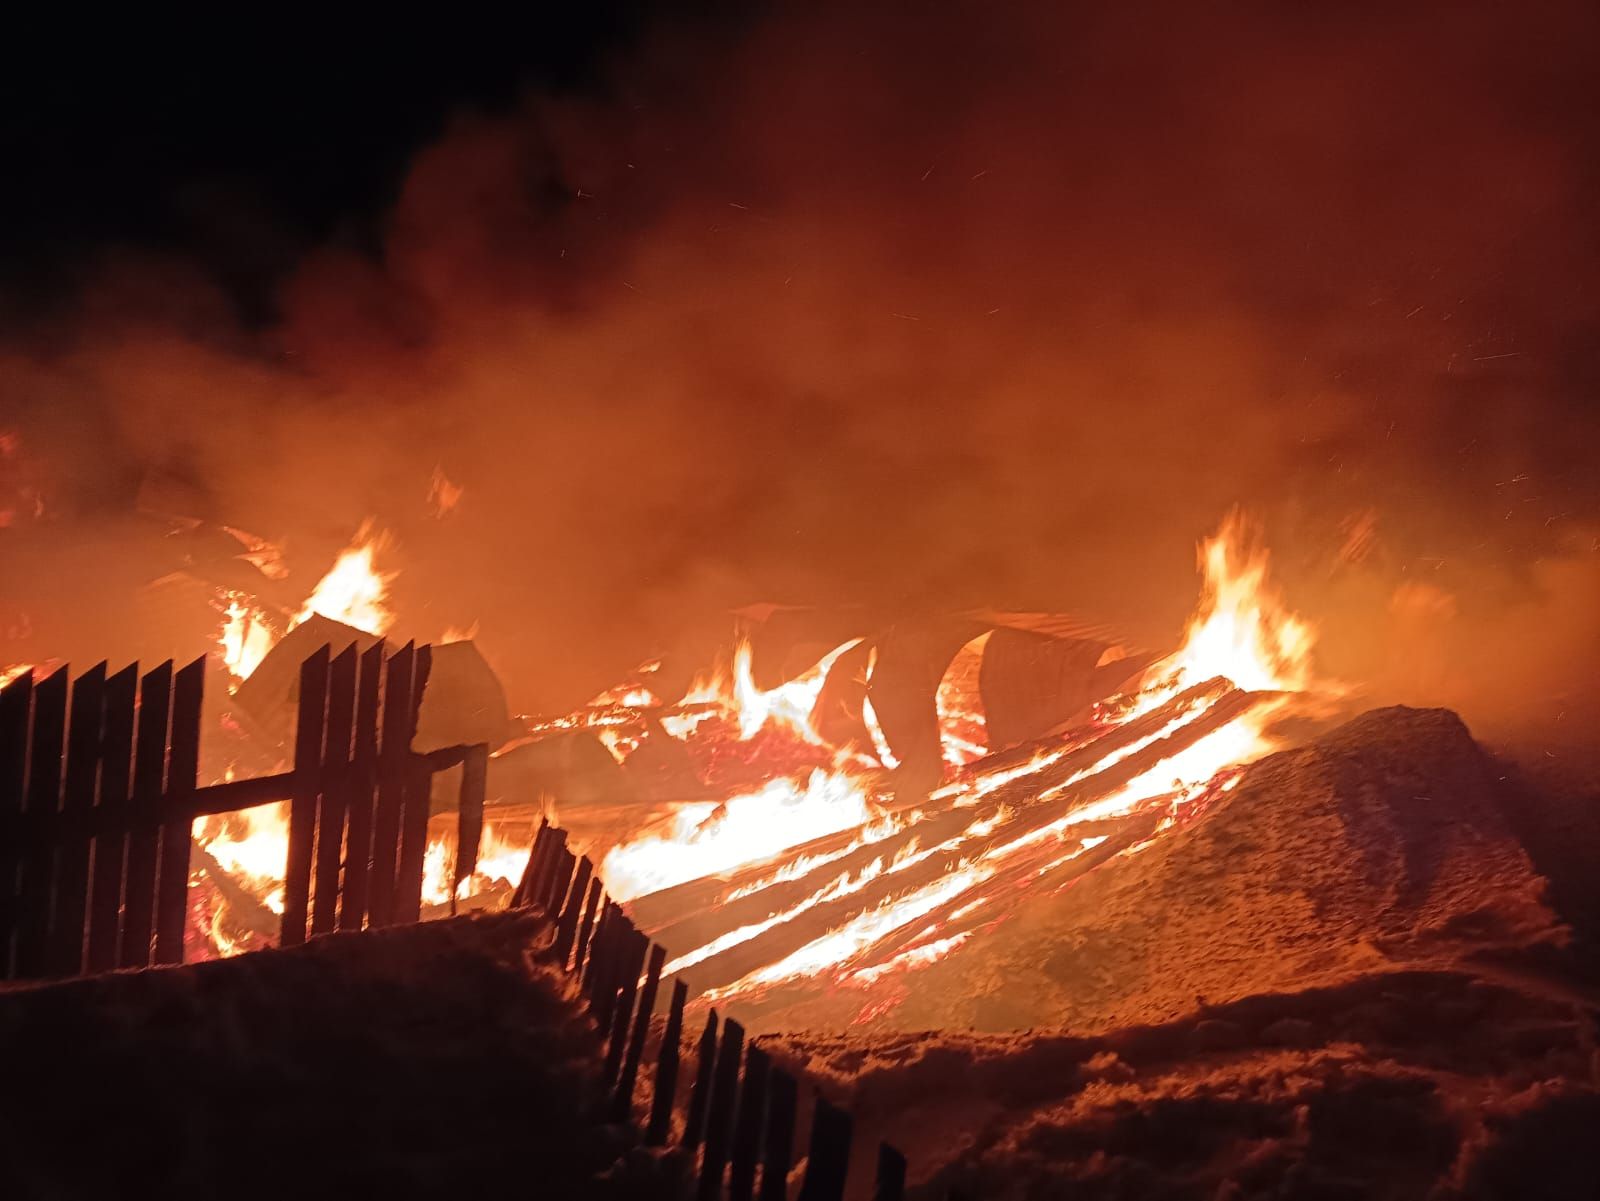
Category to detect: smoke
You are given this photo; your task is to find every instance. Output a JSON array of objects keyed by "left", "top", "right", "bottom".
[{"left": 0, "top": 0, "right": 1596, "bottom": 744}]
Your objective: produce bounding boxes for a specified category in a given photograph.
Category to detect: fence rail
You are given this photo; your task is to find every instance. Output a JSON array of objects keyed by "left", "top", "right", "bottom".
[
  {"left": 516, "top": 825, "right": 922, "bottom": 1201},
  {"left": 0, "top": 641, "right": 488, "bottom": 981}
]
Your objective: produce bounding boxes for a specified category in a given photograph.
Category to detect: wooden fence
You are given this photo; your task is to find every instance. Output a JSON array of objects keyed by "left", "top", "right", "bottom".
[
  {"left": 0, "top": 641, "right": 489, "bottom": 982},
  {"left": 515, "top": 825, "right": 924, "bottom": 1201}
]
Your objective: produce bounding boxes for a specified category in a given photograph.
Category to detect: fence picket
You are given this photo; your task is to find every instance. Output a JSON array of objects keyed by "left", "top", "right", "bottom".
[
  {"left": 86, "top": 664, "right": 136, "bottom": 973},
  {"left": 153, "top": 658, "right": 203, "bottom": 964},
  {"left": 312, "top": 645, "right": 358, "bottom": 935},
  {"left": 50, "top": 663, "right": 105, "bottom": 977}
]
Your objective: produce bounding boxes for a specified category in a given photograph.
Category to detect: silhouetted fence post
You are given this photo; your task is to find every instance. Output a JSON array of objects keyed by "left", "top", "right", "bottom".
[
  {"left": 728, "top": 1044, "right": 770, "bottom": 1201},
  {"left": 760, "top": 1068, "right": 798, "bottom": 1201},
  {"left": 874, "top": 1143, "right": 907, "bottom": 1201},
  {"left": 0, "top": 643, "right": 488, "bottom": 983},
  {"left": 798, "top": 1096, "right": 853, "bottom": 1201},
  {"left": 647, "top": 978, "right": 688, "bottom": 1145},
  {"left": 683, "top": 1009, "right": 720, "bottom": 1152},
  {"left": 697, "top": 1016, "right": 745, "bottom": 1200}
]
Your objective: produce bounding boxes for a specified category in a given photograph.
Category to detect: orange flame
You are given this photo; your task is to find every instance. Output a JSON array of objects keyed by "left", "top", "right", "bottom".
[{"left": 293, "top": 525, "right": 396, "bottom": 634}]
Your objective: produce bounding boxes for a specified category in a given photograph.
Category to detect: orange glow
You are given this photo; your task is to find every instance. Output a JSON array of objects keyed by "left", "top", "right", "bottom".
[
  {"left": 666, "top": 636, "right": 861, "bottom": 744},
  {"left": 601, "top": 761, "right": 882, "bottom": 902},
  {"left": 0, "top": 662, "right": 33, "bottom": 690},
  {"left": 625, "top": 511, "right": 1327, "bottom": 1002},
  {"left": 217, "top": 593, "right": 277, "bottom": 686},
  {"left": 292, "top": 524, "right": 396, "bottom": 634}
]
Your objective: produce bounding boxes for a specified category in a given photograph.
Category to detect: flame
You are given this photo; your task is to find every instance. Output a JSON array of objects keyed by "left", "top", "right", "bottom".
[
  {"left": 628, "top": 511, "right": 1326, "bottom": 1002},
  {"left": 211, "top": 524, "right": 397, "bottom": 686},
  {"left": 601, "top": 763, "right": 881, "bottom": 902},
  {"left": 1163, "top": 510, "right": 1314, "bottom": 696},
  {"left": 194, "top": 807, "right": 530, "bottom": 956},
  {"left": 293, "top": 525, "right": 396, "bottom": 634},
  {"left": 936, "top": 632, "right": 991, "bottom": 768},
  {"left": 667, "top": 637, "right": 861, "bottom": 744},
  {"left": 218, "top": 593, "right": 277, "bottom": 684},
  {"left": 0, "top": 663, "right": 33, "bottom": 690}
]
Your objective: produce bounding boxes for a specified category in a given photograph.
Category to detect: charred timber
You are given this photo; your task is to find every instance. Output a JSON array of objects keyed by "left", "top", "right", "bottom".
[{"left": 668, "top": 685, "right": 1268, "bottom": 995}]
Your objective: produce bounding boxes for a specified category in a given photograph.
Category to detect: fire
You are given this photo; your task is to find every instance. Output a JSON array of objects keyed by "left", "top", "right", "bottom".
[
  {"left": 606, "top": 511, "right": 1327, "bottom": 1010},
  {"left": 1163, "top": 510, "right": 1314, "bottom": 697},
  {"left": 601, "top": 763, "right": 882, "bottom": 902},
  {"left": 936, "top": 631, "right": 991, "bottom": 768},
  {"left": 212, "top": 523, "right": 396, "bottom": 686},
  {"left": 667, "top": 637, "right": 861, "bottom": 744},
  {"left": 292, "top": 525, "right": 396, "bottom": 634},
  {"left": 218, "top": 593, "right": 277, "bottom": 683}
]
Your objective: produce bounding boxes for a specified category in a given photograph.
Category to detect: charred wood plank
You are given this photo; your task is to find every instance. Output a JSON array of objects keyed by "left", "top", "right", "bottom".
[
  {"left": 571, "top": 876, "right": 603, "bottom": 976},
  {"left": 581, "top": 898, "right": 616, "bottom": 999},
  {"left": 605, "top": 926, "right": 648, "bottom": 1085},
  {"left": 646, "top": 977, "right": 687, "bottom": 1146},
  {"left": 15, "top": 667, "right": 67, "bottom": 978},
  {"left": 681, "top": 1008, "right": 719, "bottom": 1152},
  {"left": 638, "top": 677, "right": 1237, "bottom": 947},
  {"left": 697, "top": 1016, "right": 745, "bottom": 1201},
  {"left": 368, "top": 642, "right": 414, "bottom": 928},
  {"left": 451, "top": 743, "right": 489, "bottom": 910},
  {"left": 759, "top": 1068, "right": 798, "bottom": 1201},
  {"left": 86, "top": 664, "right": 136, "bottom": 974},
  {"left": 873, "top": 1143, "right": 907, "bottom": 1201},
  {"left": 393, "top": 644, "right": 434, "bottom": 926},
  {"left": 154, "top": 657, "right": 203, "bottom": 965},
  {"left": 552, "top": 856, "right": 593, "bottom": 967},
  {"left": 673, "top": 684, "right": 1265, "bottom": 994},
  {"left": 0, "top": 670, "right": 32, "bottom": 977},
  {"left": 339, "top": 641, "right": 385, "bottom": 931},
  {"left": 49, "top": 663, "right": 105, "bottom": 977},
  {"left": 513, "top": 816, "right": 549, "bottom": 909},
  {"left": 122, "top": 663, "right": 173, "bottom": 969},
  {"left": 728, "top": 1044, "right": 770, "bottom": 1201},
  {"left": 311, "top": 644, "right": 357, "bottom": 936},
  {"left": 797, "top": 1096, "right": 852, "bottom": 1201},
  {"left": 613, "top": 941, "right": 665, "bottom": 1121},
  {"left": 280, "top": 645, "right": 330, "bottom": 948}
]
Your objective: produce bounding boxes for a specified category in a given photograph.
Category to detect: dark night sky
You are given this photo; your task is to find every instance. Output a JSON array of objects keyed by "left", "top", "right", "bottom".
[{"left": 0, "top": 8, "right": 690, "bottom": 311}]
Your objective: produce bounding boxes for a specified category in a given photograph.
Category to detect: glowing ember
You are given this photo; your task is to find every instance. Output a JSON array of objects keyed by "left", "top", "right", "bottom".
[{"left": 601, "top": 763, "right": 882, "bottom": 902}]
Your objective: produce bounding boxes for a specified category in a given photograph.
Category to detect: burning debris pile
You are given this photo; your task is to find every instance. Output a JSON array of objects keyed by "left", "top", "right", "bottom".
[
  {"left": 2, "top": 506, "right": 1354, "bottom": 999},
  {"left": 585, "top": 513, "right": 1339, "bottom": 1024},
  {"left": 9, "top": 498, "right": 1553, "bottom": 1046}
]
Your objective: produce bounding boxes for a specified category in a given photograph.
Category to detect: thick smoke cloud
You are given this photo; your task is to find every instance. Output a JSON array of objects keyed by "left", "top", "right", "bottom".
[{"left": 1, "top": 1, "right": 1596, "bottom": 747}]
